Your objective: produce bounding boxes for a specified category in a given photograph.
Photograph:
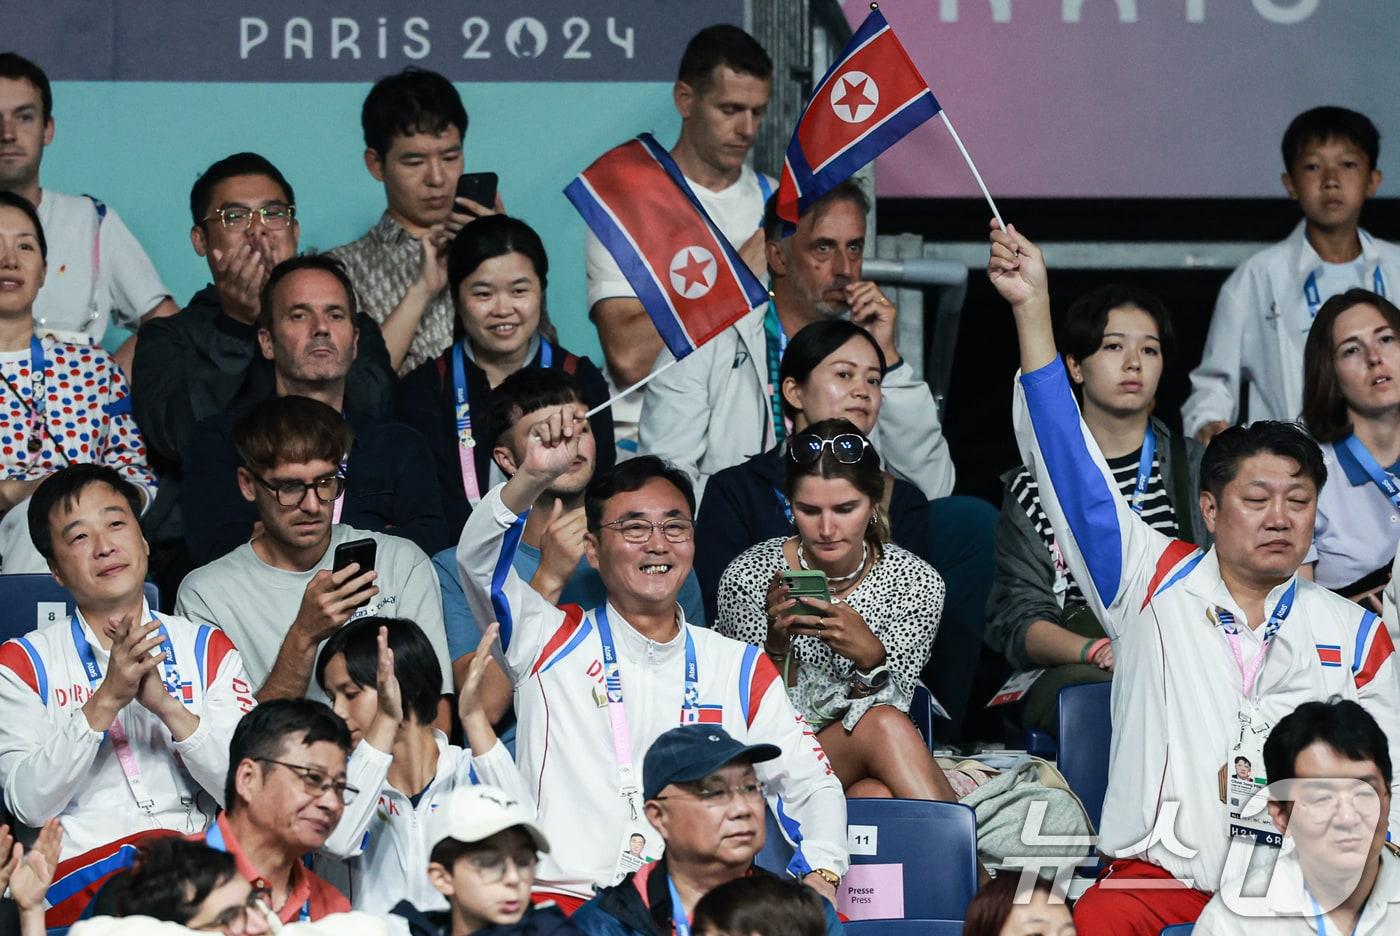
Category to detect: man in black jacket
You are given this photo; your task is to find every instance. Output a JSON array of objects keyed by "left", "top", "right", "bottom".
[
  {"left": 180, "top": 254, "right": 449, "bottom": 564},
  {"left": 130, "top": 153, "right": 395, "bottom": 591},
  {"left": 132, "top": 152, "right": 394, "bottom": 471}
]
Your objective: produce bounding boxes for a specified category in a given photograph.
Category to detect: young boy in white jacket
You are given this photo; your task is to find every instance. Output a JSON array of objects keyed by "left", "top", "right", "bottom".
[
  {"left": 315, "top": 617, "right": 529, "bottom": 916},
  {"left": 1185, "top": 106, "right": 1400, "bottom": 443}
]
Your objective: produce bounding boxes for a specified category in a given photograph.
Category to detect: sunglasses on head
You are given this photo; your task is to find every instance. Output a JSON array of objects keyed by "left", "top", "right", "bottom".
[{"left": 788, "top": 433, "right": 871, "bottom": 466}]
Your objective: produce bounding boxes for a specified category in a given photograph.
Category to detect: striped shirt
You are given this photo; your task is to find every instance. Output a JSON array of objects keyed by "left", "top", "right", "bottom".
[{"left": 1009, "top": 445, "right": 1179, "bottom": 609}]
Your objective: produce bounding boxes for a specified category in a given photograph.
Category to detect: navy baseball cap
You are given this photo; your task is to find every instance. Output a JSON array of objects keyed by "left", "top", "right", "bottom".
[{"left": 643, "top": 724, "right": 781, "bottom": 800}]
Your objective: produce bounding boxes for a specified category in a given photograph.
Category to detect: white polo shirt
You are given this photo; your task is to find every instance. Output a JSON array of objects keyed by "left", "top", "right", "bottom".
[
  {"left": 33, "top": 190, "right": 170, "bottom": 342},
  {"left": 1311, "top": 439, "right": 1400, "bottom": 591},
  {"left": 1196, "top": 842, "right": 1400, "bottom": 935}
]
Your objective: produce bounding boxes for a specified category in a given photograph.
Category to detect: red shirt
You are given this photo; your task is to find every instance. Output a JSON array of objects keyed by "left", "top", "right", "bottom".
[{"left": 203, "top": 813, "right": 350, "bottom": 923}]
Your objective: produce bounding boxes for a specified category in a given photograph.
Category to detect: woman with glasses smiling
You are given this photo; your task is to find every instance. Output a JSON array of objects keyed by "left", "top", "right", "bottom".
[
  {"left": 96, "top": 837, "right": 274, "bottom": 935},
  {"left": 715, "top": 419, "right": 956, "bottom": 801}
]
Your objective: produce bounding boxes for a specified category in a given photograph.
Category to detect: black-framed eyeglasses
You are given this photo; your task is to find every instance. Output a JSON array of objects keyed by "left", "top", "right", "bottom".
[
  {"left": 463, "top": 848, "right": 541, "bottom": 885},
  {"left": 202, "top": 204, "right": 297, "bottom": 230},
  {"left": 788, "top": 433, "right": 871, "bottom": 466},
  {"left": 653, "top": 781, "right": 767, "bottom": 809},
  {"left": 190, "top": 886, "right": 272, "bottom": 935},
  {"left": 251, "top": 471, "right": 345, "bottom": 507},
  {"left": 255, "top": 757, "right": 359, "bottom": 804},
  {"left": 598, "top": 518, "right": 695, "bottom": 544}
]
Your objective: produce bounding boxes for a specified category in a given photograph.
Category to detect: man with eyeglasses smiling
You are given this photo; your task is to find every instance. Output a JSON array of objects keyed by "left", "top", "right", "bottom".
[
  {"left": 176, "top": 395, "right": 452, "bottom": 715},
  {"left": 572, "top": 725, "right": 844, "bottom": 936},
  {"left": 457, "top": 408, "right": 846, "bottom": 913}
]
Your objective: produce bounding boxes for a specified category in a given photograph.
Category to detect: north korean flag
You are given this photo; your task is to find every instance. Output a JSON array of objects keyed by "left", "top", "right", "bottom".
[
  {"left": 565, "top": 133, "right": 768, "bottom": 361},
  {"left": 776, "top": 7, "right": 941, "bottom": 228}
]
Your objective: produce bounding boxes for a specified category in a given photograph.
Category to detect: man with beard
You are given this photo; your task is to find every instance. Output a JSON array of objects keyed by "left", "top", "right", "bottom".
[
  {"left": 637, "top": 181, "right": 951, "bottom": 502},
  {"left": 180, "top": 254, "right": 448, "bottom": 565},
  {"left": 174, "top": 395, "right": 451, "bottom": 715}
]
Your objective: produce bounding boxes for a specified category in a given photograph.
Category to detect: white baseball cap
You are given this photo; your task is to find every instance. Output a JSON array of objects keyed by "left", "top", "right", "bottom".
[{"left": 430, "top": 784, "right": 551, "bottom": 854}]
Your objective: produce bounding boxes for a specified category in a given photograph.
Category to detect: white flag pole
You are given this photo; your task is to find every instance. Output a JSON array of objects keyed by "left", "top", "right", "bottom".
[
  {"left": 585, "top": 356, "right": 683, "bottom": 419},
  {"left": 938, "top": 110, "right": 1006, "bottom": 232}
]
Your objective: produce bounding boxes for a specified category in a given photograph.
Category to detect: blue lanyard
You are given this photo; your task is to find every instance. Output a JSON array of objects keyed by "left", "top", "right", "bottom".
[
  {"left": 1341, "top": 433, "right": 1400, "bottom": 511},
  {"left": 451, "top": 339, "right": 554, "bottom": 444},
  {"left": 70, "top": 613, "right": 182, "bottom": 703},
  {"left": 1130, "top": 430, "right": 1156, "bottom": 514},
  {"left": 594, "top": 606, "right": 699, "bottom": 719},
  {"left": 206, "top": 823, "right": 312, "bottom": 922},
  {"left": 763, "top": 301, "right": 788, "bottom": 445},
  {"left": 1306, "top": 266, "right": 1387, "bottom": 320},
  {"left": 773, "top": 486, "right": 794, "bottom": 526},
  {"left": 667, "top": 874, "right": 691, "bottom": 936},
  {"left": 1306, "top": 890, "right": 1358, "bottom": 936},
  {"left": 451, "top": 341, "right": 477, "bottom": 448}
]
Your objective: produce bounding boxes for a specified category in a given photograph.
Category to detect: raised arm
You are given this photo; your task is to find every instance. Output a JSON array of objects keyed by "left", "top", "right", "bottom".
[
  {"left": 456, "top": 405, "right": 582, "bottom": 680},
  {"left": 988, "top": 223, "right": 1182, "bottom": 635}
]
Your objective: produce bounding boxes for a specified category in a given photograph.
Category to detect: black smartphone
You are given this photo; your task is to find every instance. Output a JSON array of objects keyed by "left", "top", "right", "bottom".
[
  {"left": 333, "top": 537, "right": 377, "bottom": 576},
  {"left": 455, "top": 171, "right": 498, "bottom": 212},
  {"left": 333, "top": 538, "right": 377, "bottom": 608}
]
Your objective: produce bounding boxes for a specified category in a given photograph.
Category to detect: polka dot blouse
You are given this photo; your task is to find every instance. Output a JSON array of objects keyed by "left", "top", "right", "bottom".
[
  {"left": 716, "top": 536, "right": 945, "bottom": 732},
  {"left": 0, "top": 338, "right": 157, "bottom": 505}
]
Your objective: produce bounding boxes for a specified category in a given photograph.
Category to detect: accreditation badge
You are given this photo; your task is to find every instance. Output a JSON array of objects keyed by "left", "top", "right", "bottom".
[
  {"left": 610, "top": 790, "right": 662, "bottom": 884},
  {"left": 1224, "top": 699, "right": 1280, "bottom": 847}
]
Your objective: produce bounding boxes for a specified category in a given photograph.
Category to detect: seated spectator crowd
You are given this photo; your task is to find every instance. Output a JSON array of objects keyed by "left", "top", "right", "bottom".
[{"left": 0, "top": 24, "right": 1398, "bottom": 936}]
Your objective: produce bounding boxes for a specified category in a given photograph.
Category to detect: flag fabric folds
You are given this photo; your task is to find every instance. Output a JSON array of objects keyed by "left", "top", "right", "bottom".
[
  {"left": 776, "top": 8, "right": 941, "bottom": 228},
  {"left": 564, "top": 133, "right": 768, "bottom": 361}
]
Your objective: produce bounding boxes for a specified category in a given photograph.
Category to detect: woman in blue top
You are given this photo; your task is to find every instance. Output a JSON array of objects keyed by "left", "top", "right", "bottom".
[
  {"left": 1302, "top": 287, "right": 1400, "bottom": 604},
  {"left": 399, "top": 215, "right": 614, "bottom": 534}
]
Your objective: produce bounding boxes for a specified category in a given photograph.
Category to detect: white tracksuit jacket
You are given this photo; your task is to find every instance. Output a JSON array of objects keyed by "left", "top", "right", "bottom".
[
  {"left": 0, "top": 603, "right": 255, "bottom": 860},
  {"left": 316, "top": 731, "right": 530, "bottom": 916},
  {"left": 457, "top": 484, "right": 849, "bottom": 899},
  {"left": 1015, "top": 359, "right": 1400, "bottom": 892}
]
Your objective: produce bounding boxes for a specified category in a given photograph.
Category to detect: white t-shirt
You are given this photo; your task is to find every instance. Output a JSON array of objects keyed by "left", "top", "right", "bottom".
[
  {"left": 33, "top": 190, "right": 170, "bottom": 342},
  {"left": 585, "top": 163, "right": 773, "bottom": 447},
  {"left": 1298, "top": 256, "right": 1371, "bottom": 331},
  {"left": 174, "top": 525, "right": 452, "bottom": 703}
]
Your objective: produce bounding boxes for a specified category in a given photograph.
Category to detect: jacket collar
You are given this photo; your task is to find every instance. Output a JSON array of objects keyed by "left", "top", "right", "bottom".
[
  {"left": 1290, "top": 219, "right": 1382, "bottom": 276},
  {"left": 1180, "top": 548, "right": 1300, "bottom": 627}
]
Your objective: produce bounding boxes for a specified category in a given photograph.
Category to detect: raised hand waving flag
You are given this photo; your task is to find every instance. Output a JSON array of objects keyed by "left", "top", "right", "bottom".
[
  {"left": 776, "top": 3, "right": 1004, "bottom": 232},
  {"left": 565, "top": 133, "right": 768, "bottom": 380}
]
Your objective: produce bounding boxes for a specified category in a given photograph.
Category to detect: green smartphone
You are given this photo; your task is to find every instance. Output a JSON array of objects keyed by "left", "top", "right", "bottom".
[{"left": 782, "top": 569, "right": 831, "bottom": 618}]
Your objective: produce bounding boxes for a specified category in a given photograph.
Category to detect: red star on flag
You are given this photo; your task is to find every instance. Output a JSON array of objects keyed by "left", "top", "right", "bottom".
[
  {"left": 673, "top": 249, "right": 711, "bottom": 292},
  {"left": 833, "top": 74, "right": 875, "bottom": 113}
]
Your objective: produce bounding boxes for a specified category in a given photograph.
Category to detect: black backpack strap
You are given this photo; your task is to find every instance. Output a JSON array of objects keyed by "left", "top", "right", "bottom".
[{"left": 1169, "top": 429, "right": 1197, "bottom": 545}]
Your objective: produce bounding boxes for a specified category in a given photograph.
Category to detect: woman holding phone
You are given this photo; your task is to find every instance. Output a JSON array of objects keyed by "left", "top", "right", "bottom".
[
  {"left": 714, "top": 419, "right": 955, "bottom": 800},
  {"left": 398, "top": 214, "right": 614, "bottom": 533},
  {"left": 1301, "top": 288, "right": 1400, "bottom": 606}
]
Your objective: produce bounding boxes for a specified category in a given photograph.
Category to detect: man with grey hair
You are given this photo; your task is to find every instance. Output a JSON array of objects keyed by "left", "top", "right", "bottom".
[{"left": 637, "top": 181, "right": 953, "bottom": 502}]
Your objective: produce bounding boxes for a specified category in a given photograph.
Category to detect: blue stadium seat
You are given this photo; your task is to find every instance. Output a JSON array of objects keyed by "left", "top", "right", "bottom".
[
  {"left": 910, "top": 680, "right": 936, "bottom": 749},
  {"left": 0, "top": 574, "right": 161, "bottom": 643},
  {"left": 1024, "top": 726, "right": 1057, "bottom": 759},
  {"left": 844, "top": 921, "right": 963, "bottom": 936},
  {"left": 754, "top": 804, "right": 795, "bottom": 875},
  {"left": 846, "top": 798, "right": 979, "bottom": 922},
  {"left": 1056, "top": 681, "right": 1112, "bottom": 832},
  {"left": 1159, "top": 925, "right": 1194, "bottom": 935}
]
